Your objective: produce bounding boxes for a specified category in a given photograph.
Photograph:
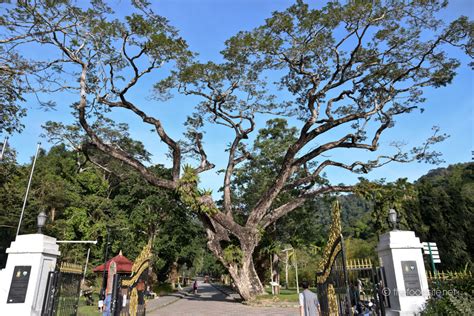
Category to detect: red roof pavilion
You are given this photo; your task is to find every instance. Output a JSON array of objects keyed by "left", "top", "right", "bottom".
[{"left": 93, "top": 250, "right": 133, "bottom": 274}]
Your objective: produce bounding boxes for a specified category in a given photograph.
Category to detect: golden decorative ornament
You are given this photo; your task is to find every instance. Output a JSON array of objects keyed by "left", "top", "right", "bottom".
[
  {"left": 128, "top": 287, "right": 138, "bottom": 316},
  {"left": 327, "top": 283, "right": 339, "bottom": 316},
  {"left": 122, "top": 241, "right": 152, "bottom": 287},
  {"left": 317, "top": 201, "right": 342, "bottom": 284},
  {"left": 59, "top": 262, "right": 83, "bottom": 274}
]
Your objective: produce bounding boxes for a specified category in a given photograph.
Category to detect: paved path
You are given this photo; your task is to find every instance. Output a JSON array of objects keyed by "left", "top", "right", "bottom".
[{"left": 148, "top": 282, "right": 298, "bottom": 316}]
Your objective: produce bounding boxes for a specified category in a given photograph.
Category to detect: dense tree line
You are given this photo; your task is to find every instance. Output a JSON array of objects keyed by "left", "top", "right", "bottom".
[
  {"left": 0, "top": 144, "right": 222, "bottom": 284},
  {"left": 1, "top": 140, "right": 470, "bottom": 292},
  {"left": 405, "top": 163, "right": 473, "bottom": 270}
]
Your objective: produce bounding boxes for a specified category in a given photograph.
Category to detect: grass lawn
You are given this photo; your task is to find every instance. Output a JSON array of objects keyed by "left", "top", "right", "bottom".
[
  {"left": 255, "top": 287, "right": 302, "bottom": 302},
  {"left": 77, "top": 304, "right": 101, "bottom": 316},
  {"left": 77, "top": 294, "right": 100, "bottom": 316},
  {"left": 76, "top": 290, "right": 158, "bottom": 316}
]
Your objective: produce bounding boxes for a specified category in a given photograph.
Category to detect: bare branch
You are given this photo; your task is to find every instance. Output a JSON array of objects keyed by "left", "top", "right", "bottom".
[
  {"left": 192, "top": 132, "right": 215, "bottom": 173},
  {"left": 99, "top": 95, "right": 182, "bottom": 182},
  {"left": 71, "top": 60, "right": 176, "bottom": 189}
]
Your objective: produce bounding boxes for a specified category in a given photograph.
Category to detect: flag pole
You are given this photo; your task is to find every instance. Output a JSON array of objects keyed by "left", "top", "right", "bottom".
[
  {"left": 0, "top": 137, "right": 8, "bottom": 161},
  {"left": 16, "top": 142, "right": 41, "bottom": 237}
]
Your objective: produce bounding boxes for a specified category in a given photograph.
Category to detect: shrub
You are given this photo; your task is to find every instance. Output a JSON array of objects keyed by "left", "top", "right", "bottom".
[{"left": 421, "top": 277, "right": 474, "bottom": 315}]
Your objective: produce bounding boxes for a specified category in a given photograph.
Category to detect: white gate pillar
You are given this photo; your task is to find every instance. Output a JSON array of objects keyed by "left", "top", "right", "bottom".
[
  {"left": 377, "top": 230, "right": 429, "bottom": 316},
  {"left": 0, "top": 234, "right": 60, "bottom": 316}
]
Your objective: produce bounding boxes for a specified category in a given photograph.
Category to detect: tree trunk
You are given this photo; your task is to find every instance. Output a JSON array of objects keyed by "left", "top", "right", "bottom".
[
  {"left": 201, "top": 214, "right": 266, "bottom": 300},
  {"left": 170, "top": 261, "right": 178, "bottom": 290},
  {"left": 227, "top": 250, "right": 266, "bottom": 301},
  {"left": 272, "top": 253, "right": 280, "bottom": 295}
]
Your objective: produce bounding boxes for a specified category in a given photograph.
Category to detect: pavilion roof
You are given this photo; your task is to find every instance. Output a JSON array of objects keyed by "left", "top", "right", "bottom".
[{"left": 93, "top": 250, "right": 133, "bottom": 274}]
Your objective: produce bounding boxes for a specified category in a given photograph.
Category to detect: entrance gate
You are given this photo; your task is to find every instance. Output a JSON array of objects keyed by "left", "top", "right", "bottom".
[
  {"left": 346, "top": 259, "right": 389, "bottom": 316},
  {"left": 316, "top": 202, "right": 388, "bottom": 316},
  {"left": 41, "top": 262, "right": 83, "bottom": 316},
  {"left": 111, "top": 242, "right": 152, "bottom": 316},
  {"left": 316, "top": 201, "right": 351, "bottom": 315}
]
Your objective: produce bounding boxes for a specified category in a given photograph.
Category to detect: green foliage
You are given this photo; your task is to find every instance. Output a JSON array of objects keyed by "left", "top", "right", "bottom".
[
  {"left": 1, "top": 0, "right": 472, "bottom": 299},
  {"left": 151, "top": 282, "right": 174, "bottom": 296},
  {"left": 223, "top": 244, "right": 243, "bottom": 266},
  {"left": 355, "top": 163, "right": 473, "bottom": 270},
  {"left": 422, "top": 291, "right": 474, "bottom": 315},
  {"left": 344, "top": 238, "right": 377, "bottom": 262},
  {"left": 405, "top": 163, "right": 474, "bottom": 270},
  {"left": 421, "top": 277, "right": 474, "bottom": 315},
  {"left": 232, "top": 119, "right": 299, "bottom": 221},
  {"left": 356, "top": 178, "right": 416, "bottom": 235},
  {"left": 198, "top": 251, "right": 226, "bottom": 277},
  {"left": 0, "top": 47, "right": 29, "bottom": 135},
  {"left": 177, "top": 165, "right": 217, "bottom": 215},
  {"left": 0, "top": 144, "right": 221, "bottom": 286},
  {"left": 258, "top": 288, "right": 300, "bottom": 302}
]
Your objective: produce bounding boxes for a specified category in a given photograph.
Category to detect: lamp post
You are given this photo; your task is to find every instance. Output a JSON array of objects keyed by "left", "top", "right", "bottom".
[
  {"left": 37, "top": 211, "right": 47, "bottom": 234},
  {"left": 294, "top": 251, "right": 299, "bottom": 294},
  {"left": 0, "top": 136, "right": 8, "bottom": 161},
  {"left": 388, "top": 208, "right": 398, "bottom": 231},
  {"left": 100, "top": 226, "right": 110, "bottom": 300},
  {"left": 282, "top": 247, "right": 292, "bottom": 290},
  {"left": 99, "top": 226, "right": 128, "bottom": 299},
  {"left": 16, "top": 142, "right": 41, "bottom": 236}
]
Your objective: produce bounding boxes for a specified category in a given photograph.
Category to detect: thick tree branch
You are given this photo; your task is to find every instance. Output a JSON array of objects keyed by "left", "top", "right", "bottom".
[
  {"left": 71, "top": 60, "right": 176, "bottom": 189},
  {"left": 260, "top": 185, "right": 353, "bottom": 229},
  {"left": 99, "top": 96, "right": 182, "bottom": 182},
  {"left": 192, "top": 132, "right": 215, "bottom": 173}
]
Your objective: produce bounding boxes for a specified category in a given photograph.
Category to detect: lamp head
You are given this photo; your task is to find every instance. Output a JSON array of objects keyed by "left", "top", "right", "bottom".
[
  {"left": 37, "top": 211, "right": 47, "bottom": 234},
  {"left": 388, "top": 209, "right": 398, "bottom": 231}
]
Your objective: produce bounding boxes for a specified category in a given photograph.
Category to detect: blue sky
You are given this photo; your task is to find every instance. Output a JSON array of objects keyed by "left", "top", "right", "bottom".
[{"left": 4, "top": 0, "right": 473, "bottom": 196}]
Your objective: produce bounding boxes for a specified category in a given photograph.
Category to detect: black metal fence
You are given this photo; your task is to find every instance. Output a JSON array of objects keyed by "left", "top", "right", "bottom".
[
  {"left": 346, "top": 259, "right": 389, "bottom": 316},
  {"left": 42, "top": 263, "right": 82, "bottom": 316},
  {"left": 110, "top": 273, "right": 147, "bottom": 316}
]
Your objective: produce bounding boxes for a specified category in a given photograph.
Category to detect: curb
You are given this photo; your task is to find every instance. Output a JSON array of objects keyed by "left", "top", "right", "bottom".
[{"left": 243, "top": 301, "right": 300, "bottom": 308}]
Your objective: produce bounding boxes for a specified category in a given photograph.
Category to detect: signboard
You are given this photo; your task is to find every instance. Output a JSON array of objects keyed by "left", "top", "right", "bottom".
[
  {"left": 401, "top": 261, "right": 422, "bottom": 296},
  {"left": 7, "top": 266, "right": 31, "bottom": 303}
]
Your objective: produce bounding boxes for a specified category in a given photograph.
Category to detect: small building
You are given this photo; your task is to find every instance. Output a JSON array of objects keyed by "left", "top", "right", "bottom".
[{"left": 93, "top": 250, "right": 133, "bottom": 275}]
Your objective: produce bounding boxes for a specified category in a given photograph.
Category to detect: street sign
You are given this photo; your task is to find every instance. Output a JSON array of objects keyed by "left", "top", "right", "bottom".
[
  {"left": 422, "top": 242, "right": 439, "bottom": 254},
  {"left": 422, "top": 241, "right": 441, "bottom": 269}
]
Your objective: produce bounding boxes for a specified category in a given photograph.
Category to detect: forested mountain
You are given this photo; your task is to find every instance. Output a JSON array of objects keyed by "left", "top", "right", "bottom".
[
  {"left": 405, "top": 163, "right": 473, "bottom": 270},
  {"left": 339, "top": 163, "right": 473, "bottom": 271}
]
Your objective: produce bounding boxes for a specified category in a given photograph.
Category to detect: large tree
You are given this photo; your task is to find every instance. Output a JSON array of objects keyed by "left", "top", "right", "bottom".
[{"left": 1, "top": 0, "right": 472, "bottom": 299}]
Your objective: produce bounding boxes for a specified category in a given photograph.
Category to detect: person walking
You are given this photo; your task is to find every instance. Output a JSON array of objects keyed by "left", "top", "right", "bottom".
[
  {"left": 193, "top": 279, "right": 198, "bottom": 294},
  {"left": 299, "top": 281, "right": 321, "bottom": 316}
]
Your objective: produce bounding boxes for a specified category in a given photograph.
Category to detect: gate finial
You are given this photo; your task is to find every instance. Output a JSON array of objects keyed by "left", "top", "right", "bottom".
[{"left": 317, "top": 200, "right": 342, "bottom": 282}]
